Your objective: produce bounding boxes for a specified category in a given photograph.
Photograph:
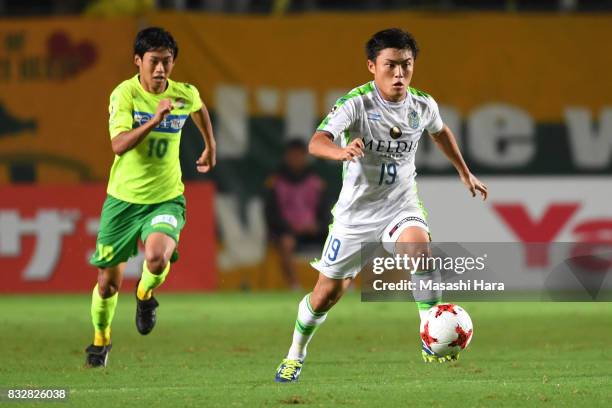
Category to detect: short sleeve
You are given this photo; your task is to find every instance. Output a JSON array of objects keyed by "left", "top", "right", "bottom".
[
  {"left": 189, "top": 84, "right": 203, "bottom": 112},
  {"left": 316, "top": 98, "right": 356, "bottom": 142},
  {"left": 108, "top": 85, "right": 133, "bottom": 139},
  {"left": 426, "top": 95, "right": 444, "bottom": 134}
]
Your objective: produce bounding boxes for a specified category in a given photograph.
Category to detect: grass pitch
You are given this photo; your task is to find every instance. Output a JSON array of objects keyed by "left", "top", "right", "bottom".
[{"left": 0, "top": 293, "right": 611, "bottom": 407}]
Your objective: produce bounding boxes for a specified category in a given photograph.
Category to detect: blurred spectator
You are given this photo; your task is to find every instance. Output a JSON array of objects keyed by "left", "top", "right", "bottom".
[
  {"left": 264, "top": 139, "right": 330, "bottom": 289},
  {"left": 2, "top": 0, "right": 611, "bottom": 16}
]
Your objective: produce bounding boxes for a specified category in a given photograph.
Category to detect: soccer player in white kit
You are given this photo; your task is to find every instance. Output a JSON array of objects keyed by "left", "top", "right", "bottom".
[{"left": 274, "top": 28, "right": 487, "bottom": 382}]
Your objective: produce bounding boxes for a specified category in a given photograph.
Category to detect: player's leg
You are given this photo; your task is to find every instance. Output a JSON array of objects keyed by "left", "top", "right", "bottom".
[
  {"left": 86, "top": 195, "right": 141, "bottom": 367},
  {"left": 276, "top": 222, "right": 365, "bottom": 383},
  {"left": 138, "top": 232, "right": 175, "bottom": 299},
  {"left": 395, "top": 226, "right": 441, "bottom": 323},
  {"left": 382, "top": 209, "right": 446, "bottom": 362},
  {"left": 93, "top": 264, "right": 126, "bottom": 344},
  {"left": 276, "top": 273, "right": 352, "bottom": 383},
  {"left": 136, "top": 195, "right": 186, "bottom": 335},
  {"left": 382, "top": 207, "right": 440, "bottom": 324},
  {"left": 134, "top": 232, "right": 175, "bottom": 335},
  {"left": 288, "top": 273, "right": 352, "bottom": 358},
  {"left": 86, "top": 263, "right": 125, "bottom": 367},
  {"left": 395, "top": 227, "right": 446, "bottom": 362}
]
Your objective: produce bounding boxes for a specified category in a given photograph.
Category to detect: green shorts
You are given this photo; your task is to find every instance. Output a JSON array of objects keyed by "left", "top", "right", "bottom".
[{"left": 90, "top": 194, "right": 186, "bottom": 268}]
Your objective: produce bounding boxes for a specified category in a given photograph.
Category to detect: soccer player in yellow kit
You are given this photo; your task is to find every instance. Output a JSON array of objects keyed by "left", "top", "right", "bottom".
[{"left": 85, "top": 27, "right": 216, "bottom": 367}]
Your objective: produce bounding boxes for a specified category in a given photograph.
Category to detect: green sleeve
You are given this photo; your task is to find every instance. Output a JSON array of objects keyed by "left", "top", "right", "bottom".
[{"left": 108, "top": 85, "right": 133, "bottom": 139}]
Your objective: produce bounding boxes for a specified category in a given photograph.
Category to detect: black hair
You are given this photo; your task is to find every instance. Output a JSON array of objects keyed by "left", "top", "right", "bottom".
[
  {"left": 285, "top": 138, "right": 307, "bottom": 152},
  {"left": 365, "top": 28, "right": 419, "bottom": 61},
  {"left": 134, "top": 27, "right": 179, "bottom": 60}
]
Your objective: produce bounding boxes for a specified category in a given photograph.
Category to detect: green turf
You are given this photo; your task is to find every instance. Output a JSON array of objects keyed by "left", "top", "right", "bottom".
[{"left": 0, "top": 293, "right": 611, "bottom": 407}]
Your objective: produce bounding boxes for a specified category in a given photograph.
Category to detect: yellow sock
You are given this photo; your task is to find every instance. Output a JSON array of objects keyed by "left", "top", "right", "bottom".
[
  {"left": 91, "top": 284, "right": 117, "bottom": 346},
  {"left": 137, "top": 281, "right": 152, "bottom": 301},
  {"left": 137, "top": 261, "right": 170, "bottom": 301},
  {"left": 93, "top": 327, "right": 111, "bottom": 346}
]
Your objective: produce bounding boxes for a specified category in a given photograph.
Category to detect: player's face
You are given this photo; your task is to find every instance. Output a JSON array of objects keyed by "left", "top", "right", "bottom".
[
  {"left": 367, "top": 48, "right": 414, "bottom": 102},
  {"left": 134, "top": 48, "right": 175, "bottom": 93}
]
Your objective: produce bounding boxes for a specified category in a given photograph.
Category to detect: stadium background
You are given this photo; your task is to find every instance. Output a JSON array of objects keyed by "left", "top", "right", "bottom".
[
  {"left": 1, "top": 2, "right": 612, "bottom": 407},
  {"left": 1, "top": 0, "right": 611, "bottom": 292}
]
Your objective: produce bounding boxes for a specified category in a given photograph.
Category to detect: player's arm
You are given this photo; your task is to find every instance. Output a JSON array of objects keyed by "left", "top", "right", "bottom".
[
  {"left": 111, "top": 99, "right": 173, "bottom": 156},
  {"left": 309, "top": 131, "right": 364, "bottom": 162},
  {"left": 190, "top": 103, "right": 216, "bottom": 173},
  {"left": 430, "top": 125, "right": 488, "bottom": 200},
  {"left": 310, "top": 97, "right": 363, "bottom": 162}
]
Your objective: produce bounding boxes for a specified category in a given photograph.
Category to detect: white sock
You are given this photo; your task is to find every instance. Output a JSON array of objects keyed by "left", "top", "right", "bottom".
[
  {"left": 412, "top": 270, "right": 442, "bottom": 326},
  {"left": 286, "top": 293, "right": 327, "bottom": 360}
]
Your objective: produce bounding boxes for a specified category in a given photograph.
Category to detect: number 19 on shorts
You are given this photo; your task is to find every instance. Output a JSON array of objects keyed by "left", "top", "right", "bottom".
[{"left": 324, "top": 236, "right": 341, "bottom": 262}]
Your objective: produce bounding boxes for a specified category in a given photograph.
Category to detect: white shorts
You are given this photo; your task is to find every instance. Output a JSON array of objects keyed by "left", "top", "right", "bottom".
[{"left": 311, "top": 204, "right": 429, "bottom": 280}]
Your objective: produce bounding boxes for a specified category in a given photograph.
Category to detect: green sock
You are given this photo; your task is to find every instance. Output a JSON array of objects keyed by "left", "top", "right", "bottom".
[
  {"left": 416, "top": 300, "right": 441, "bottom": 322},
  {"left": 137, "top": 260, "right": 170, "bottom": 300},
  {"left": 91, "top": 284, "right": 118, "bottom": 346}
]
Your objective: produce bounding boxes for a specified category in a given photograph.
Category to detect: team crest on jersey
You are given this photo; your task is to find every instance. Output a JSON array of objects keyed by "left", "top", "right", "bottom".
[
  {"left": 389, "top": 126, "right": 402, "bottom": 139},
  {"left": 408, "top": 109, "right": 420, "bottom": 130}
]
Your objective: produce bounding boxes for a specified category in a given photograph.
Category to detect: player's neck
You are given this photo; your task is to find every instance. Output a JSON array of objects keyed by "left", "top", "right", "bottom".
[
  {"left": 378, "top": 89, "right": 407, "bottom": 103},
  {"left": 383, "top": 93, "right": 406, "bottom": 103},
  {"left": 373, "top": 81, "right": 407, "bottom": 104}
]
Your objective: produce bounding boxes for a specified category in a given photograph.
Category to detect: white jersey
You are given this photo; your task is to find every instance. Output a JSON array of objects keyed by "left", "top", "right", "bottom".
[{"left": 318, "top": 81, "right": 444, "bottom": 227}]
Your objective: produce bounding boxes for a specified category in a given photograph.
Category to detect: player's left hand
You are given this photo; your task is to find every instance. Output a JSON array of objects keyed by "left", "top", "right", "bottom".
[
  {"left": 196, "top": 147, "right": 216, "bottom": 173},
  {"left": 461, "top": 172, "right": 488, "bottom": 200}
]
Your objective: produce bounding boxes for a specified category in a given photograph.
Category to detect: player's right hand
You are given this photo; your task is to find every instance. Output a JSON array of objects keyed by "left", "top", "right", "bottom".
[
  {"left": 338, "top": 138, "right": 365, "bottom": 161},
  {"left": 154, "top": 99, "right": 174, "bottom": 124}
]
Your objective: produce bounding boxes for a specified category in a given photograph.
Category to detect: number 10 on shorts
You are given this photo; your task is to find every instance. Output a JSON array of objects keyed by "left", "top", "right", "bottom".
[{"left": 324, "top": 236, "right": 341, "bottom": 261}]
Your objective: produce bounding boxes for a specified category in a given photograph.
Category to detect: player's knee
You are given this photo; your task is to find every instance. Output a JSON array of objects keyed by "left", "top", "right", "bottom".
[
  {"left": 97, "top": 273, "right": 120, "bottom": 298},
  {"left": 396, "top": 241, "right": 429, "bottom": 260},
  {"left": 311, "top": 284, "right": 345, "bottom": 312},
  {"left": 396, "top": 227, "right": 430, "bottom": 258},
  {"left": 145, "top": 252, "right": 168, "bottom": 275}
]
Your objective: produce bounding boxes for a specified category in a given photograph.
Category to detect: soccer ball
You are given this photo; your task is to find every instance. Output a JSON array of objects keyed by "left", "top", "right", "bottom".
[{"left": 420, "top": 303, "right": 473, "bottom": 357}]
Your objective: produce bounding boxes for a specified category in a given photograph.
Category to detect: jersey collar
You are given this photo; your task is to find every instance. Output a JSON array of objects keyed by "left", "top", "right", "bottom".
[
  {"left": 134, "top": 74, "right": 173, "bottom": 97},
  {"left": 372, "top": 81, "right": 409, "bottom": 108}
]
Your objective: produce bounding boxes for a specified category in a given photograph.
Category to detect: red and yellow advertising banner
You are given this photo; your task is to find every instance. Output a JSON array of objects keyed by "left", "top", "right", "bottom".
[
  {"left": 0, "top": 182, "right": 216, "bottom": 292},
  {"left": 0, "top": 17, "right": 135, "bottom": 183}
]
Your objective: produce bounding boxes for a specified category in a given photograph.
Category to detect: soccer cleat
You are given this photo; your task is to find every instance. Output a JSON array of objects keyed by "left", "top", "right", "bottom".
[
  {"left": 421, "top": 340, "right": 459, "bottom": 363},
  {"left": 274, "top": 358, "right": 303, "bottom": 383},
  {"left": 85, "top": 343, "right": 112, "bottom": 368},
  {"left": 135, "top": 279, "right": 159, "bottom": 335}
]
